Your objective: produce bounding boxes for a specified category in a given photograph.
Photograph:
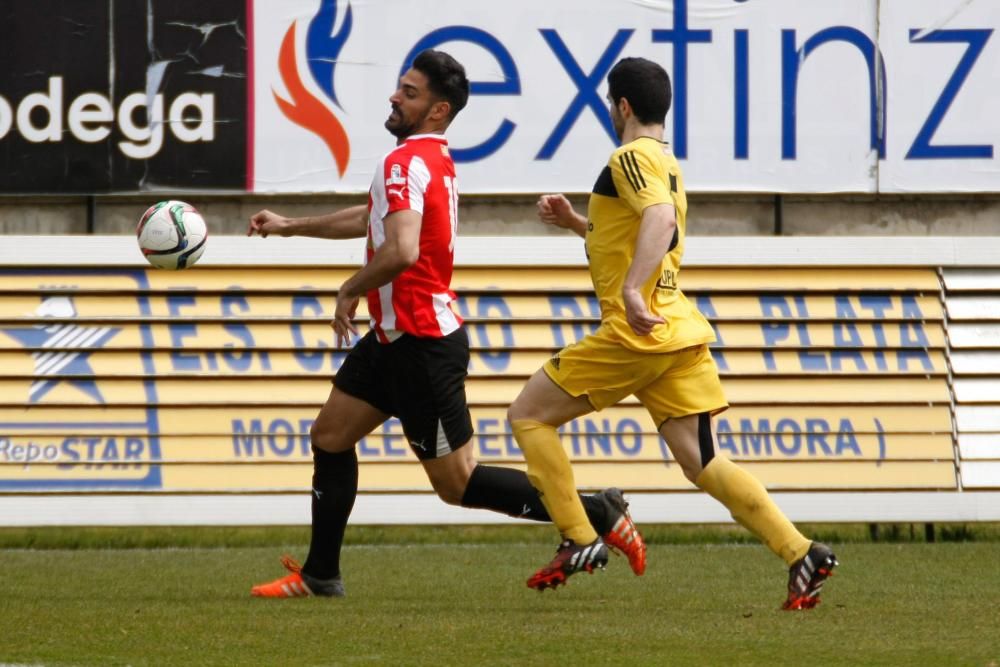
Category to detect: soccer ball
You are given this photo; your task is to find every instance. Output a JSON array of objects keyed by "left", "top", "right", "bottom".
[{"left": 136, "top": 200, "right": 208, "bottom": 270}]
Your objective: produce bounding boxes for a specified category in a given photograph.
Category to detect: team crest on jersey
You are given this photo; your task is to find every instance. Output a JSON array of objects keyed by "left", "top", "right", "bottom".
[{"left": 386, "top": 163, "right": 406, "bottom": 186}]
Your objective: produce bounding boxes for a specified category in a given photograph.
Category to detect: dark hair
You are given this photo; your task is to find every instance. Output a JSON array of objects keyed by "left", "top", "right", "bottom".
[
  {"left": 607, "top": 57, "right": 672, "bottom": 125},
  {"left": 412, "top": 49, "right": 470, "bottom": 120}
]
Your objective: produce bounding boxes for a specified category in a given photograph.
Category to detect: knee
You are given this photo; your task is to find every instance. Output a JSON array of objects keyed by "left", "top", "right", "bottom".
[
  {"left": 433, "top": 480, "right": 466, "bottom": 506},
  {"left": 507, "top": 400, "right": 532, "bottom": 424},
  {"left": 310, "top": 421, "right": 341, "bottom": 453}
]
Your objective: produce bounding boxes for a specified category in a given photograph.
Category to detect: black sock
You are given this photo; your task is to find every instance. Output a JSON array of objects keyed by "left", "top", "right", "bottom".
[
  {"left": 460, "top": 464, "right": 610, "bottom": 533},
  {"left": 302, "top": 447, "right": 358, "bottom": 580}
]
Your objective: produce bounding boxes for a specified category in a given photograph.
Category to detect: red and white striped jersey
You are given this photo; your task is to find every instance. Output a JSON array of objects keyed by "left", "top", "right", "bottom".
[{"left": 366, "top": 134, "right": 462, "bottom": 342}]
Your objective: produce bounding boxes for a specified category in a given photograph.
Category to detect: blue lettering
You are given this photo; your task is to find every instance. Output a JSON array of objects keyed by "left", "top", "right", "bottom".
[
  {"left": 716, "top": 418, "right": 738, "bottom": 456},
  {"left": 232, "top": 419, "right": 265, "bottom": 457},
  {"left": 268, "top": 419, "right": 296, "bottom": 456},
  {"left": 616, "top": 419, "right": 642, "bottom": 456},
  {"left": 101, "top": 438, "right": 119, "bottom": 462},
  {"left": 124, "top": 437, "right": 144, "bottom": 461},
  {"left": 402, "top": 27, "right": 520, "bottom": 161},
  {"left": 563, "top": 420, "right": 582, "bottom": 456},
  {"left": 357, "top": 435, "right": 379, "bottom": 456},
  {"left": 585, "top": 419, "right": 613, "bottom": 457},
  {"left": 900, "top": 321, "right": 930, "bottom": 348},
  {"left": 505, "top": 430, "right": 521, "bottom": 456},
  {"left": 897, "top": 349, "right": 933, "bottom": 371},
  {"left": 168, "top": 294, "right": 200, "bottom": 370},
  {"left": 697, "top": 295, "right": 727, "bottom": 370},
  {"left": 548, "top": 295, "right": 599, "bottom": 347},
  {"left": 477, "top": 418, "right": 502, "bottom": 456},
  {"left": 858, "top": 295, "right": 893, "bottom": 319},
  {"left": 292, "top": 295, "right": 329, "bottom": 372},
  {"left": 58, "top": 438, "right": 80, "bottom": 468},
  {"left": 774, "top": 419, "right": 801, "bottom": 455},
  {"left": 84, "top": 437, "right": 101, "bottom": 460},
  {"left": 651, "top": 0, "right": 712, "bottom": 158},
  {"left": 299, "top": 419, "right": 314, "bottom": 455},
  {"left": 536, "top": 29, "right": 632, "bottom": 159},
  {"left": 830, "top": 349, "right": 867, "bottom": 371},
  {"left": 836, "top": 419, "right": 862, "bottom": 456},
  {"left": 833, "top": 322, "right": 863, "bottom": 347},
  {"left": 900, "top": 295, "right": 924, "bottom": 320},
  {"left": 805, "top": 419, "right": 833, "bottom": 456},
  {"left": 474, "top": 296, "right": 514, "bottom": 371},
  {"left": 740, "top": 419, "right": 772, "bottom": 456},
  {"left": 907, "top": 29, "right": 993, "bottom": 159},
  {"left": 383, "top": 419, "right": 407, "bottom": 456},
  {"left": 222, "top": 293, "right": 267, "bottom": 371},
  {"left": 782, "top": 27, "right": 887, "bottom": 159},
  {"left": 859, "top": 296, "right": 892, "bottom": 371},
  {"left": 734, "top": 29, "right": 749, "bottom": 159}
]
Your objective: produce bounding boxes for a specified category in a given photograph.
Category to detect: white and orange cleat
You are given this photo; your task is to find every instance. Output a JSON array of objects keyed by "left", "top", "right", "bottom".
[{"left": 251, "top": 556, "right": 345, "bottom": 598}]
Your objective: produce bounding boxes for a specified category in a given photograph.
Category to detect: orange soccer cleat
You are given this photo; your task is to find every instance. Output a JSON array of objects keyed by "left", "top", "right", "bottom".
[
  {"left": 250, "top": 555, "right": 344, "bottom": 598},
  {"left": 598, "top": 488, "right": 647, "bottom": 576}
]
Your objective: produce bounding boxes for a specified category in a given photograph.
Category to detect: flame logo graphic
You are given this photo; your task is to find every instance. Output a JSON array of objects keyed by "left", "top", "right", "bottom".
[{"left": 274, "top": 0, "right": 352, "bottom": 177}]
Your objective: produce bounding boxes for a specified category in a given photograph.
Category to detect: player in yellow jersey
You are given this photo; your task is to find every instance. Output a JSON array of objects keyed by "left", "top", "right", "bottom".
[{"left": 509, "top": 57, "right": 837, "bottom": 609}]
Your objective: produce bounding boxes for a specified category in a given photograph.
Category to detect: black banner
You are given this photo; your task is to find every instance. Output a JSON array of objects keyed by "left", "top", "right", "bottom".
[{"left": 0, "top": 0, "right": 247, "bottom": 193}]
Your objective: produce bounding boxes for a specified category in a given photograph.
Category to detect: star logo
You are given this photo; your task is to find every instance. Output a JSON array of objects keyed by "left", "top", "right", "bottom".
[{"left": 1, "top": 295, "right": 121, "bottom": 404}]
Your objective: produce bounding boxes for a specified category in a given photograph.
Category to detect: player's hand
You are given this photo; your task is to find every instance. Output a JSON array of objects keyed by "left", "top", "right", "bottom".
[
  {"left": 622, "top": 287, "right": 664, "bottom": 336},
  {"left": 247, "top": 209, "right": 290, "bottom": 238},
  {"left": 332, "top": 291, "right": 360, "bottom": 347},
  {"left": 537, "top": 194, "right": 577, "bottom": 229}
]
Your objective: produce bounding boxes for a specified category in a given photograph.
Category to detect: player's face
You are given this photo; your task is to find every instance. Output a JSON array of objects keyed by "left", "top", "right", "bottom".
[
  {"left": 608, "top": 94, "right": 625, "bottom": 142},
  {"left": 386, "top": 69, "right": 437, "bottom": 139}
]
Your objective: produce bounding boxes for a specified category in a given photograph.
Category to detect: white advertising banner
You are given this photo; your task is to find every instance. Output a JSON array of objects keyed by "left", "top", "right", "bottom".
[{"left": 251, "top": 0, "right": 1000, "bottom": 194}]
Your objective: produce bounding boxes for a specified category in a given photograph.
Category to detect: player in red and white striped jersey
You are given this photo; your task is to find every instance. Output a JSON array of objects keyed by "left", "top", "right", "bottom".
[
  {"left": 366, "top": 132, "right": 460, "bottom": 343},
  {"left": 247, "top": 50, "right": 645, "bottom": 598}
]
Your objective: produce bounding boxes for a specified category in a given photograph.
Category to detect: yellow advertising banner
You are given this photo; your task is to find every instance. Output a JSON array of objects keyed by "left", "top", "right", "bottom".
[
  {"left": 0, "top": 431, "right": 952, "bottom": 467},
  {"left": 6, "top": 459, "right": 945, "bottom": 492},
  {"left": 0, "top": 267, "right": 941, "bottom": 294},
  {"left": 0, "top": 265, "right": 955, "bottom": 495},
  {"left": 0, "top": 293, "right": 945, "bottom": 322},
  {"left": 0, "top": 321, "right": 946, "bottom": 352},
  {"left": 0, "top": 459, "right": 957, "bottom": 491},
  {"left": 0, "top": 349, "right": 949, "bottom": 378},
  {"left": 0, "top": 376, "right": 950, "bottom": 407},
  {"left": 0, "top": 405, "right": 954, "bottom": 436}
]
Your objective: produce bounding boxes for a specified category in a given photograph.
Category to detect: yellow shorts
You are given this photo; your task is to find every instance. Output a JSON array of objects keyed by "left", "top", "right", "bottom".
[{"left": 543, "top": 331, "right": 728, "bottom": 428}]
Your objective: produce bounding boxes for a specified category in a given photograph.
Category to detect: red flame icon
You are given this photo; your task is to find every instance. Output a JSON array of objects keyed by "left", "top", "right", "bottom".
[{"left": 274, "top": 23, "right": 351, "bottom": 177}]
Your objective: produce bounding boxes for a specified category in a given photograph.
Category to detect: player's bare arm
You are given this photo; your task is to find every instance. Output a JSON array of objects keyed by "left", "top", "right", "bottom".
[
  {"left": 622, "top": 203, "right": 675, "bottom": 336},
  {"left": 247, "top": 205, "right": 368, "bottom": 239},
  {"left": 537, "top": 194, "right": 588, "bottom": 238},
  {"left": 332, "top": 209, "right": 422, "bottom": 345}
]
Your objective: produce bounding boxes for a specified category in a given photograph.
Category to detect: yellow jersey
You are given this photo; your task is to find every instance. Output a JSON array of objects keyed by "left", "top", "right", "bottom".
[{"left": 585, "top": 136, "right": 715, "bottom": 353}]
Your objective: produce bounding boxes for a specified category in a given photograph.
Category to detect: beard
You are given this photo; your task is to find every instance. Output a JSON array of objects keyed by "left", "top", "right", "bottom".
[{"left": 385, "top": 107, "right": 422, "bottom": 139}]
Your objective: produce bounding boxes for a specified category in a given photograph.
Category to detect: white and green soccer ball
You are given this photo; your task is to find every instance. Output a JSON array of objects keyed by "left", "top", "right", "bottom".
[{"left": 136, "top": 200, "right": 208, "bottom": 270}]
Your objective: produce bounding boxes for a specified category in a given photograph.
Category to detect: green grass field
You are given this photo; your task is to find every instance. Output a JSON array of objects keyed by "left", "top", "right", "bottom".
[{"left": 4, "top": 526, "right": 999, "bottom": 666}]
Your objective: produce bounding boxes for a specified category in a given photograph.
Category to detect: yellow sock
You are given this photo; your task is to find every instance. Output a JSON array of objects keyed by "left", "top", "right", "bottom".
[
  {"left": 511, "top": 419, "right": 597, "bottom": 545},
  {"left": 695, "top": 457, "right": 811, "bottom": 565}
]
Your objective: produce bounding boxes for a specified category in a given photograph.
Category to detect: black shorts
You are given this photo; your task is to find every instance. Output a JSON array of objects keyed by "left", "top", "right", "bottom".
[{"left": 333, "top": 328, "right": 474, "bottom": 460}]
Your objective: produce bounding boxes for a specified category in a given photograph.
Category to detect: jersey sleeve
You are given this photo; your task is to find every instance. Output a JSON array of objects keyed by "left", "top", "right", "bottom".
[
  {"left": 609, "top": 146, "right": 673, "bottom": 216},
  {"left": 383, "top": 154, "right": 431, "bottom": 216}
]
